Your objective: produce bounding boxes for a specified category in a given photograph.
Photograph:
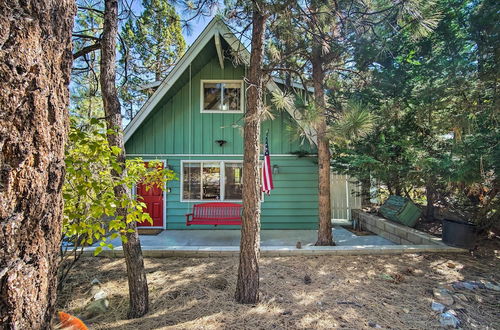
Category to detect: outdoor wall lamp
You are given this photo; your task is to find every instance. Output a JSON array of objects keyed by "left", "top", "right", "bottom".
[
  {"left": 215, "top": 139, "right": 227, "bottom": 147},
  {"left": 273, "top": 164, "right": 279, "bottom": 174}
]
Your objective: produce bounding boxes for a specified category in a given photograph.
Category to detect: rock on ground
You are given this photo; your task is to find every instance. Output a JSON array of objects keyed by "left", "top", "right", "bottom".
[
  {"left": 439, "top": 310, "right": 460, "bottom": 328},
  {"left": 85, "top": 298, "right": 109, "bottom": 319},
  {"left": 431, "top": 301, "right": 446, "bottom": 313},
  {"left": 433, "top": 288, "right": 454, "bottom": 306}
]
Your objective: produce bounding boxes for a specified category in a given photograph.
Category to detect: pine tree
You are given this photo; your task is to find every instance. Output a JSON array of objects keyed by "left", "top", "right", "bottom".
[
  {"left": 234, "top": 3, "right": 268, "bottom": 304},
  {"left": 100, "top": 0, "right": 149, "bottom": 318},
  {"left": 268, "top": 0, "right": 441, "bottom": 244},
  {"left": 0, "top": 0, "right": 75, "bottom": 327},
  {"left": 121, "top": 0, "right": 186, "bottom": 118},
  {"left": 71, "top": 3, "right": 104, "bottom": 123}
]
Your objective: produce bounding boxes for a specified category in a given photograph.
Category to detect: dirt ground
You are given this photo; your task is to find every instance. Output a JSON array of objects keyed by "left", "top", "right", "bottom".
[
  {"left": 415, "top": 219, "right": 444, "bottom": 238},
  {"left": 58, "top": 239, "right": 499, "bottom": 330}
]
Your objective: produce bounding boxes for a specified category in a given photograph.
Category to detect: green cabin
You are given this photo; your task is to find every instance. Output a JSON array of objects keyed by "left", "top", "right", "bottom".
[{"left": 124, "top": 18, "right": 319, "bottom": 230}]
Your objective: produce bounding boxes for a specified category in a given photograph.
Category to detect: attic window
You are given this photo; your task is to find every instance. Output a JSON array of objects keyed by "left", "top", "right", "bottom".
[{"left": 201, "top": 80, "right": 243, "bottom": 113}]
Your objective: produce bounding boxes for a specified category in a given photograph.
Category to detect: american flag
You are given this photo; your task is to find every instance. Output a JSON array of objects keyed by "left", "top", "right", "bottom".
[{"left": 262, "top": 131, "right": 274, "bottom": 195}]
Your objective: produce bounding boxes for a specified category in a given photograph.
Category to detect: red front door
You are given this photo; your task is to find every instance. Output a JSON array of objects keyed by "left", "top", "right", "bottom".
[{"left": 136, "top": 163, "right": 164, "bottom": 227}]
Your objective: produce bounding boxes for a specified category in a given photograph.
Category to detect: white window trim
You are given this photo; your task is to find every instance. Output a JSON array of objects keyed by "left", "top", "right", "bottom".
[
  {"left": 200, "top": 79, "right": 244, "bottom": 114},
  {"left": 180, "top": 160, "right": 247, "bottom": 203}
]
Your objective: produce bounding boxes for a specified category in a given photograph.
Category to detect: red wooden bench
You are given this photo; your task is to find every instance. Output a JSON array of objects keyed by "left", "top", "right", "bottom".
[{"left": 185, "top": 202, "right": 242, "bottom": 226}]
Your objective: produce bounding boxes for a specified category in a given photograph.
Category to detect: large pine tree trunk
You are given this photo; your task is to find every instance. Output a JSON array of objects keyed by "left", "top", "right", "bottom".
[
  {"left": 312, "top": 55, "right": 334, "bottom": 246},
  {"left": 235, "top": 9, "right": 267, "bottom": 304},
  {"left": 100, "top": 0, "right": 149, "bottom": 318},
  {"left": 0, "top": 0, "right": 75, "bottom": 327}
]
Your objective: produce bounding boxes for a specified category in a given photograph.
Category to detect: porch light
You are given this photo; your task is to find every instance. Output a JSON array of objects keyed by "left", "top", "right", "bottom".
[
  {"left": 273, "top": 164, "right": 279, "bottom": 174},
  {"left": 215, "top": 139, "right": 227, "bottom": 147}
]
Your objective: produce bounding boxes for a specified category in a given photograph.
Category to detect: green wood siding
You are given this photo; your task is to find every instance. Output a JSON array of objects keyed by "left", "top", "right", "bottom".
[
  {"left": 138, "top": 155, "right": 318, "bottom": 229},
  {"left": 125, "top": 37, "right": 318, "bottom": 229},
  {"left": 125, "top": 57, "right": 313, "bottom": 155}
]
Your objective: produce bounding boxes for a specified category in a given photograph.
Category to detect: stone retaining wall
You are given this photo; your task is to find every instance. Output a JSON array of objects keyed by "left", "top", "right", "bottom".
[{"left": 351, "top": 209, "right": 446, "bottom": 246}]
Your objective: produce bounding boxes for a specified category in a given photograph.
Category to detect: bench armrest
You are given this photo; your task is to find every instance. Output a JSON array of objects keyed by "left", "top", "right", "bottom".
[{"left": 185, "top": 213, "right": 193, "bottom": 226}]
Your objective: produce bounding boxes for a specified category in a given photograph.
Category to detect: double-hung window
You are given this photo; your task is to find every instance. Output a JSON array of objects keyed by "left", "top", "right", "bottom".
[
  {"left": 201, "top": 80, "right": 244, "bottom": 113},
  {"left": 182, "top": 161, "right": 243, "bottom": 201}
]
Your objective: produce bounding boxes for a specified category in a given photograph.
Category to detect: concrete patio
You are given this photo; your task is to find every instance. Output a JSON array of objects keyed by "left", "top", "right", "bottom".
[
  {"left": 80, "top": 223, "right": 465, "bottom": 257},
  {"left": 78, "top": 225, "right": 465, "bottom": 258},
  {"left": 134, "top": 226, "right": 395, "bottom": 247}
]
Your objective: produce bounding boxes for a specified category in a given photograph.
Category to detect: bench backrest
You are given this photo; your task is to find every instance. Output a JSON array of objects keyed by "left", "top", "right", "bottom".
[{"left": 192, "top": 202, "right": 242, "bottom": 220}]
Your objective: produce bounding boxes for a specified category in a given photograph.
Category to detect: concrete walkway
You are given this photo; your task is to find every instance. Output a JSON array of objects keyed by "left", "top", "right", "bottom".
[
  {"left": 131, "top": 226, "right": 395, "bottom": 247},
  {"left": 82, "top": 225, "right": 465, "bottom": 257}
]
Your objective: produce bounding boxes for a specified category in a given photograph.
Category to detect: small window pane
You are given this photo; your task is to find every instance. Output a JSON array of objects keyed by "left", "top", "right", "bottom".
[
  {"left": 202, "top": 163, "right": 220, "bottom": 200},
  {"left": 183, "top": 163, "right": 201, "bottom": 200},
  {"left": 223, "top": 83, "right": 241, "bottom": 111},
  {"left": 203, "top": 83, "right": 221, "bottom": 110},
  {"left": 225, "top": 163, "right": 243, "bottom": 200}
]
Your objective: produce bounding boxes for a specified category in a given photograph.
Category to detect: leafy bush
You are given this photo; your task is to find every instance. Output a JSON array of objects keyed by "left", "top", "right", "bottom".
[{"left": 59, "top": 119, "right": 176, "bottom": 288}]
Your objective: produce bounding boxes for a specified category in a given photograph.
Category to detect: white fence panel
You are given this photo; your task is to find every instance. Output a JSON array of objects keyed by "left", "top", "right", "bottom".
[{"left": 330, "top": 173, "right": 361, "bottom": 220}]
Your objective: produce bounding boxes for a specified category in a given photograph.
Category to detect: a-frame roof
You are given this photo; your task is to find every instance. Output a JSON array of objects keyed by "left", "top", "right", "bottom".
[{"left": 124, "top": 17, "right": 316, "bottom": 145}]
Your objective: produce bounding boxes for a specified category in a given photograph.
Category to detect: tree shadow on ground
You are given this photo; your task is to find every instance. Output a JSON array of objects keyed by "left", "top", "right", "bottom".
[{"left": 57, "top": 246, "right": 500, "bottom": 329}]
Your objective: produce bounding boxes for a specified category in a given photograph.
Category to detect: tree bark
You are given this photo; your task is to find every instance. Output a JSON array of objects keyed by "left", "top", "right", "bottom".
[
  {"left": 100, "top": 0, "right": 149, "bottom": 318},
  {"left": 360, "top": 177, "right": 371, "bottom": 208},
  {"left": 425, "top": 183, "right": 436, "bottom": 221},
  {"left": 312, "top": 53, "right": 334, "bottom": 246},
  {"left": 235, "top": 8, "right": 267, "bottom": 304},
  {"left": 0, "top": 0, "right": 75, "bottom": 328}
]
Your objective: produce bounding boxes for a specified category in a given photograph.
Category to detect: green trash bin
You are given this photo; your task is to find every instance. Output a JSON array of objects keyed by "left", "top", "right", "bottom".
[{"left": 379, "top": 195, "right": 422, "bottom": 227}]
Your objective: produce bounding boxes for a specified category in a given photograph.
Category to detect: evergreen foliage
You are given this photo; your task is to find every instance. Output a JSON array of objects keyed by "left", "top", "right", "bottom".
[
  {"left": 121, "top": 0, "right": 186, "bottom": 118},
  {"left": 330, "top": 0, "right": 498, "bottom": 228}
]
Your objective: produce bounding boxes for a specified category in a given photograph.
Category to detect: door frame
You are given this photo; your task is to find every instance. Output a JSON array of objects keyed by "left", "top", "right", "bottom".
[{"left": 133, "top": 159, "right": 167, "bottom": 230}]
